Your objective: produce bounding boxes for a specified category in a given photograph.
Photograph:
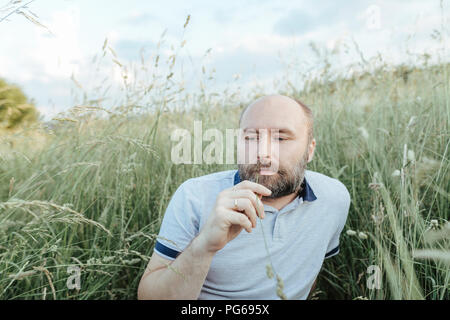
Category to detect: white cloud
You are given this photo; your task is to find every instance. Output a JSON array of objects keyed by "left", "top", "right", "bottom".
[
  {"left": 1, "top": 4, "right": 82, "bottom": 84},
  {"left": 32, "top": 5, "right": 82, "bottom": 79}
]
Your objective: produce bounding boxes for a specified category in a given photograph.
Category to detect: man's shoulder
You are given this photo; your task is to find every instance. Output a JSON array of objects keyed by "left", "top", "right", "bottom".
[
  {"left": 179, "top": 169, "right": 236, "bottom": 192},
  {"left": 305, "top": 170, "right": 350, "bottom": 206}
]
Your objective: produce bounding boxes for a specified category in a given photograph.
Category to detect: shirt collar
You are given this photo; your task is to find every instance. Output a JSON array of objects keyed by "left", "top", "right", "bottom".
[{"left": 233, "top": 170, "right": 317, "bottom": 202}]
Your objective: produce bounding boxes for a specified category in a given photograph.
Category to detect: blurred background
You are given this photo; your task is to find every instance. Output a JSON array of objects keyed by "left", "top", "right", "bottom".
[{"left": 1, "top": 0, "right": 448, "bottom": 120}]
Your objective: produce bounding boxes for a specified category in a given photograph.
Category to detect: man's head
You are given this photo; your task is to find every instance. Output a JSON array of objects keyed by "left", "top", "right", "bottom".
[{"left": 237, "top": 94, "right": 316, "bottom": 199}]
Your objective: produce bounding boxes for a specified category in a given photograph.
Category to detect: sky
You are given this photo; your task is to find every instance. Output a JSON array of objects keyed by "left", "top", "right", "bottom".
[{"left": 0, "top": 0, "right": 449, "bottom": 120}]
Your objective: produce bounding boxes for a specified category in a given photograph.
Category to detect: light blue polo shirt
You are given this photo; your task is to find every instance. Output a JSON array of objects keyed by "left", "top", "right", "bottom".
[{"left": 154, "top": 169, "right": 350, "bottom": 300}]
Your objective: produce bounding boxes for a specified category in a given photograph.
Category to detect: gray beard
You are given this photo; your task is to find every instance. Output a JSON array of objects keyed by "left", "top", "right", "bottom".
[{"left": 238, "top": 151, "right": 309, "bottom": 199}]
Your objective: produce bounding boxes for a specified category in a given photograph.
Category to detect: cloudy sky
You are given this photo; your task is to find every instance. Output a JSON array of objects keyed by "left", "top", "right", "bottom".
[{"left": 0, "top": 0, "right": 448, "bottom": 120}]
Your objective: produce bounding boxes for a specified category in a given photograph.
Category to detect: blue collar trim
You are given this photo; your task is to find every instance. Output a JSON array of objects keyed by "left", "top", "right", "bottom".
[{"left": 233, "top": 170, "right": 317, "bottom": 202}]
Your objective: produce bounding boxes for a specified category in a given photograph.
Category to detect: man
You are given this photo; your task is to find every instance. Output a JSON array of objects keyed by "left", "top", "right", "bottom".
[{"left": 137, "top": 94, "right": 350, "bottom": 300}]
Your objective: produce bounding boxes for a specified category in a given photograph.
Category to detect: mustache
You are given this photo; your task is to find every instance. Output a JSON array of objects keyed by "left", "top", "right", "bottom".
[
  {"left": 246, "top": 163, "right": 286, "bottom": 176},
  {"left": 253, "top": 161, "right": 274, "bottom": 169}
]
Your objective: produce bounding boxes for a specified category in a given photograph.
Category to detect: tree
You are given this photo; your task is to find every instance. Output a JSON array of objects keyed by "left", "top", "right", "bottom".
[{"left": 0, "top": 78, "right": 39, "bottom": 130}]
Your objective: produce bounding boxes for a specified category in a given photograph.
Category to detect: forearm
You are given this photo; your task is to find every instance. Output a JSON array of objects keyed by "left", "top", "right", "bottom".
[
  {"left": 138, "top": 236, "right": 215, "bottom": 300},
  {"left": 307, "top": 278, "right": 317, "bottom": 300}
]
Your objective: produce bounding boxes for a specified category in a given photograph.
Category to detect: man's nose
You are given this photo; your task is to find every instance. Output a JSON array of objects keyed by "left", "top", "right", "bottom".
[
  {"left": 257, "top": 134, "right": 272, "bottom": 164},
  {"left": 257, "top": 155, "right": 271, "bottom": 167}
]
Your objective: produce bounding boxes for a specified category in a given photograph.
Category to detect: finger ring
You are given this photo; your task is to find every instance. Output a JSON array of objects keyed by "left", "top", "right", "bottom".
[{"left": 234, "top": 198, "right": 238, "bottom": 210}]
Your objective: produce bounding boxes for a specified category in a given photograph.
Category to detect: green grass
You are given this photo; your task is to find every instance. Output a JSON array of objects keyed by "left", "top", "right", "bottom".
[{"left": 0, "top": 33, "right": 448, "bottom": 300}]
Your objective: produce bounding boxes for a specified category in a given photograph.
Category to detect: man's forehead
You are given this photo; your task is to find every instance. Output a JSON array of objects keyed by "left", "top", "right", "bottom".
[
  {"left": 240, "top": 96, "right": 307, "bottom": 129},
  {"left": 240, "top": 111, "right": 307, "bottom": 134}
]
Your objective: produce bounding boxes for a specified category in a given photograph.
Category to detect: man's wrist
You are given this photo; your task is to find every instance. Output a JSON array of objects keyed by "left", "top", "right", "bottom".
[{"left": 191, "top": 234, "right": 216, "bottom": 258}]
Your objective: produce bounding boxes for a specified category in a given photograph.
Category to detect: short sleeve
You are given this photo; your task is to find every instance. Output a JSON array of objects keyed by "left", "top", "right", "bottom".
[
  {"left": 325, "top": 183, "right": 351, "bottom": 259},
  {"left": 153, "top": 179, "right": 201, "bottom": 260}
]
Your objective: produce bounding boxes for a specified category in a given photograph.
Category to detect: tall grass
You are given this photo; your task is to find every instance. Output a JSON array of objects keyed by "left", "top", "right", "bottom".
[
  {"left": 0, "top": 16, "right": 448, "bottom": 299},
  {"left": 292, "top": 60, "right": 450, "bottom": 299}
]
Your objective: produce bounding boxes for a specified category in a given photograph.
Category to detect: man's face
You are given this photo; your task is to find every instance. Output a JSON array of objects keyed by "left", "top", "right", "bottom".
[{"left": 237, "top": 95, "right": 315, "bottom": 199}]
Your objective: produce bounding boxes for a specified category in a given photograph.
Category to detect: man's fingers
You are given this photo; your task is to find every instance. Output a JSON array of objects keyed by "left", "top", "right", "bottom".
[
  {"left": 229, "top": 189, "right": 265, "bottom": 220},
  {"left": 225, "top": 209, "right": 253, "bottom": 233},
  {"left": 233, "top": 180, "right": 272, "bottom": 197},
  {"left": 229, "top": 180, "right": 271, "bottom": 219},
  {"left": 230, "top": 197, "right": 258, "bottom": 227}
]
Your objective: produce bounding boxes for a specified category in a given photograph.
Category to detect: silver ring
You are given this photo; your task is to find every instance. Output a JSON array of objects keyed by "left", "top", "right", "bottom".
[{"left": 234, "top": 198, "right": 238, "bottom": 210}]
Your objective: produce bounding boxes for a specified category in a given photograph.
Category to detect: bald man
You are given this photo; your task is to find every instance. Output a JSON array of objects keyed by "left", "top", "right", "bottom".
[{"left": 138, "top": 95, "right": 350, "bottom": 300}]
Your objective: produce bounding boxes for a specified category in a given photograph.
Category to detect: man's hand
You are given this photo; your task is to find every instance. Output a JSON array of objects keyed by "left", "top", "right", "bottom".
[{"left": 196, "top": 180, "right": 272, "bottom": 254}]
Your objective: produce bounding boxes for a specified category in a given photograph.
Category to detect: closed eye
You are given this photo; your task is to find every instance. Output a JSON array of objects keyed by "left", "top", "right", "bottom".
[{"left": 245, "top": 137, "right": 287, "bottom": 141}]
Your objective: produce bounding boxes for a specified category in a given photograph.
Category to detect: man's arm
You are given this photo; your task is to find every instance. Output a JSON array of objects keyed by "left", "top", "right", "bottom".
[
  {"left": 138, "top": 235, "right": 214, "bottom": 300},
  {"left": 307, "top": 278, "right": 317, "bottom": 300},
  {"left": 137, "top": 180, "right": 271, "bottom": 300}
]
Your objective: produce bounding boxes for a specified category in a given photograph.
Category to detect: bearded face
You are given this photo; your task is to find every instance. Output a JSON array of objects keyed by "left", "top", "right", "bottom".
[{"left": 238, "top": 146, "right": 310, "bottom": 199}]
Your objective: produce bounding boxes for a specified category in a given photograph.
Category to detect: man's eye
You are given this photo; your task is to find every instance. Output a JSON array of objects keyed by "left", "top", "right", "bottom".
[{"left": 245, "top": 136, "right": 257, "bottom": 140}]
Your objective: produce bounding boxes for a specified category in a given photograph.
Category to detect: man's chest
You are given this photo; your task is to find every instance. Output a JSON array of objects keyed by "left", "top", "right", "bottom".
[{"left": 200, "top": 205, "right": 337, "bottom": 299}]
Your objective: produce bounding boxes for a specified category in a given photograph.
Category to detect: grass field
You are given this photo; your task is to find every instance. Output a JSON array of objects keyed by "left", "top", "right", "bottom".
[{"left": 0, "top": 32, "right": 449, "bottom": 299}]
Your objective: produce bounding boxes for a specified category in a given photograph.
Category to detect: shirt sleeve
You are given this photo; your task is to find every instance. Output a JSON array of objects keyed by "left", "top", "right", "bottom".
[
  {"left": 325, "top": 183, "right": 351, "bottom": 259},
  {"left": 153, "top": 179, "right": 201, "bottom": 260}
]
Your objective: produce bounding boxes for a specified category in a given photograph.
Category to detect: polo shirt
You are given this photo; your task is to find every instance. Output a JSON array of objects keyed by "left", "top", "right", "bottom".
[{"left": 154, "top": 169, "right": 350, "bottom": 300}]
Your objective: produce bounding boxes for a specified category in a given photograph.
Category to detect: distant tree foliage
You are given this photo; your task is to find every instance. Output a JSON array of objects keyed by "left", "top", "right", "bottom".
[{"left": 0, "top": 78, "right": 39, "bottom": 130}]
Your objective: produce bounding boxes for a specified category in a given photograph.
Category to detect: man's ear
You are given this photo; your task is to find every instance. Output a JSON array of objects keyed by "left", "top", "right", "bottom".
[{"left": 307, "top": 138, "right": 316, "bottom": 163}]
